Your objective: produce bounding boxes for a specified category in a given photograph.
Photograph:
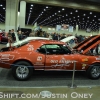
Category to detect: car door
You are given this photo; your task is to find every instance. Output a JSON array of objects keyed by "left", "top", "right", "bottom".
[
  {"left": 32, "top": 45, "right": 46, "bottom": 70},
  {"left": 45, "top": 44, "right": 75, "bottom": 70}
]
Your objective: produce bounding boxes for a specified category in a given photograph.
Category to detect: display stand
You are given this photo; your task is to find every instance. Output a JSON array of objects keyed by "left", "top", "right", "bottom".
[{"left": 68, "top": 61, "right": 77, "bottom": 88}]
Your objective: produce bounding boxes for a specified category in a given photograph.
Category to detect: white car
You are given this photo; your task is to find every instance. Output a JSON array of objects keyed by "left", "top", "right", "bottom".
[
  {"left": 6, "top": 32, "right": 51, "bottom": 47},
  {"left": 60, "top": 36, "right": 76, "bottom": 48}
]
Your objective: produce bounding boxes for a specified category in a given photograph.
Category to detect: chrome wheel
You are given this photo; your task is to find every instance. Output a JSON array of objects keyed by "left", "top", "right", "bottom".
[
  {"left": 91, "top": 66, "right": 100, "bottom": 78},
  {"left": 16, "top": 66, "right": 29, "bottom": 79}
]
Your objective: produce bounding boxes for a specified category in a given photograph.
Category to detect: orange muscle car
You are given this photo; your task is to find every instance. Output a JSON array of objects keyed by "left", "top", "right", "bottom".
[{"left": 0, "top": 36, "right": 100, "bottom": 80}]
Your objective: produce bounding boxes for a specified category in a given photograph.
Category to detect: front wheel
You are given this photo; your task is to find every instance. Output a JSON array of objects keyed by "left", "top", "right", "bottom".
[
  {"left": 87, "top": 64, "right": 100, "bottom": 80},
  {"left": 12, "top": 61, "right": 33, "bottom": 81}
]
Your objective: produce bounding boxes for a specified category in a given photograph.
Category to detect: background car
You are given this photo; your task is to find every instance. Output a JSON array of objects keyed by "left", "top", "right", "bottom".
[
  {"left": 60, "top": 36, "right": 77, "bottom": 48},
  {"left": 6, "top": 32, "right": 51, "bottom": 47},
  {"left": 0, "top": 32, "right": 8, "bottom": 43}
]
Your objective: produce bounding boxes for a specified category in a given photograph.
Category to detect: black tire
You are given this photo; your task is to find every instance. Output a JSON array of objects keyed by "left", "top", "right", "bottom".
[
  {"left": 87, "top": 64, "right": 100, "bottom": 80},
  {"left": 12, "top": 61, "right": 33, "bottom": 81}
]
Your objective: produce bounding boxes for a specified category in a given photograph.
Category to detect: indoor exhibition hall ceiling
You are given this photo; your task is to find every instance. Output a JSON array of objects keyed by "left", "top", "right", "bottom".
[{"left": 0, "top": 0, "right": 100, "bottom": 31}]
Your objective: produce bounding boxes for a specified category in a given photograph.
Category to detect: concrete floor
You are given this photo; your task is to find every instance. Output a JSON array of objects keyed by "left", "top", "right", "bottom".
[{"left": 0, "top": 86, "right": 100, "bottom": 100}]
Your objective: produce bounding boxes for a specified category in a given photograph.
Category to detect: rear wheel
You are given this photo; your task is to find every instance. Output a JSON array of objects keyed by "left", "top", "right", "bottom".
[
  {"left": 87, "top": 64, "right": 100, "bottom": 79},
  {"left": 12, "top": 61, "right": 33, "bottom": 81}
]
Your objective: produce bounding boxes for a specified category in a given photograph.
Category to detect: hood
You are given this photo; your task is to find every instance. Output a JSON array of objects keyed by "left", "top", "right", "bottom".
[{"left": 73, "top": 35, "right": 100, "bottom": 54}]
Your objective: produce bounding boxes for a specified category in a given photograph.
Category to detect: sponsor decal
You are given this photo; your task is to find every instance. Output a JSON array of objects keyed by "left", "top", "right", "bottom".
[
  {"left": 50, "top": 57, "right": 74, "bottom": 68},
  {"left": 27, "top": 45, "right": 34, "bottom": 51},
  {"left": 0, "top": 54, "right": 14, "bottom": 61},
  {"left": 82, "top": 64, "right": 87, "bottom": 69},
  {"left": 37, "top": 56, "right": 42, "bottom": 61},
  {"left": 82, "top": 58, "right": 88, "bottom": 62},
  {"left": 96, "top": 57, "right": 100, "bottom": 60},
  {"left": 34, "top": 62, "right": 44, "bottom": 65}
]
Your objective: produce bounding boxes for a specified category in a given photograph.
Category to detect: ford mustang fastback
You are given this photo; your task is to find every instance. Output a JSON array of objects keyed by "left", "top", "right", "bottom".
[{"left": 0, "top": 37, "right": 100, "bottom": 80}]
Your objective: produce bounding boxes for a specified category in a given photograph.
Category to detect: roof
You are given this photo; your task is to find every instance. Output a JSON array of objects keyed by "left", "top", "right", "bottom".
[{"left": 29, "top": 39, "right": 65, "bottom": 45}]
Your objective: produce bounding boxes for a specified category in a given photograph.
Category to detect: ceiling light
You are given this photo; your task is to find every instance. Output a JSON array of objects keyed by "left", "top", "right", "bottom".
[
  {"left": 83, "top": 14, "right": 86, "bottom": 16},
  {"left": 3, "top": 8, "right": 5, "bottom": 9},
  {"left": 70, "top": 12, "right": 73, "bottom": 14},
  {"left": 75, "top": 10, "right": 78, "bottom": 12},
  {"left": 90, "top": 12, "right": 92, "bottom": 14},
  {"left": 44, "top": 9, "right": 46, "bottom": 11},
  {"left": 30, "top": 8, "right": 32, "bottom": 9},
  {"left": 58, "top": 11, "right": 60, "bottom": 13},
  {"left": 46, "top": 6, "right": 48, "bottom": 8},
  {"left": 78, "top": 16, "right": 79, "bottom": 17},
  {"left": 94, "top": 15, "right": 96, "bottom": 17},
  {"left": 62, "top": 8, "right": 65, "bottom": 10},
  {"left": 66, "top": 14, "right": 68, "bottom": 16},
  {"left": 31, "top": 4, "right": 33, "bottom": 7}
]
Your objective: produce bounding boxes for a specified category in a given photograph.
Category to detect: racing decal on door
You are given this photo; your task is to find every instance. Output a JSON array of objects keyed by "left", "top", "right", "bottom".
[
  {"left": 37, "top": 56, "right": 42, "bottom": 61},
  {"left": 0, "top": 54, "right": 14, "bottom": 61},
  {"left": 50, "top": 57, "right": 74, "bottom": 68},
  {"left": 27, "top": 45, "right": 34, "bottom": 51}
]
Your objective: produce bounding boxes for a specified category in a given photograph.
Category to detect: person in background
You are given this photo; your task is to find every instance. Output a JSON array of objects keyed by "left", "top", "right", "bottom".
[
  {"left": 60, "top": 33, "right": 66, "bottom": 40},
  {"left": 11, "top": 29, "right": 15, "bottom": 42},
  {"left": 18, "top": 30, "right": 23, "bottom": 40}
]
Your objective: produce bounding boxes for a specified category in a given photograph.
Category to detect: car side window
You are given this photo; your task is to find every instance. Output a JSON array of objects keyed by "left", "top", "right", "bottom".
[
  {"left": 37, "top": 44, "right": 71, "bottom": 55},
  {"left": 45, "top": 44, "right": 60, "bottom": 55},
  {"left": 37, "top": 45, "right": 46, "bottom": 54},
  {"left": 45, "top": 44, "right": 71, "bottom": 55}
]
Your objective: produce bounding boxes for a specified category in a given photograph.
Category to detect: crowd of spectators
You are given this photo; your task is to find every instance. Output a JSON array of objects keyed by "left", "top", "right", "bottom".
[{"left": 0, "top": 28, "right": 86, "bottom": 44}]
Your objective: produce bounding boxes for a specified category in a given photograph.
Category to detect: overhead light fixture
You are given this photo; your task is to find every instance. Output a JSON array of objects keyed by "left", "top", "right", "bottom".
[
  {"left": 3, "top": 8, "right": 5, "bottom": 9},
  {"left": 75, "top": 10, "right": 78, "bottom": 12},
  {"left": 73, "top": 17, "right": 75, "bottom": 19},
  {"left": 30, "top": 8, "right": 32, "bottom": 9},
  {"left": 58, "top": 11, "right": 60, "bottom": 13},
  {"left": 46, "top": 6, "right": 48, "bottom": 8},
  {"left": 0, "top": 4, "right": 3, "bottom": 6},
  {"left": 83, "top": 14, "right": 86, "bottom": 16},
  {"left": 94, "top": 15, "right": 96, "bottom": 17},
  {"left": 31, "top": 4, "right": 33, "bottom": 7},
  {"left": 90, "top": 12, "right": 92, "bottom": 14},
  {"left": 62, "top": 8, "right": 65, "bottom": 10},
  {"left": 70, "top": 12, "right": 73, "bottom": 14},
  {"left": 66, "top": 14, "right": 68, "bottom": 16}
]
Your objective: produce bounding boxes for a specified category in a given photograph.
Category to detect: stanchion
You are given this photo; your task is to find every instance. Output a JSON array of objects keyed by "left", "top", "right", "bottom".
[{"left": 68, "top": 60, "right": 77, "bottom": 88}]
